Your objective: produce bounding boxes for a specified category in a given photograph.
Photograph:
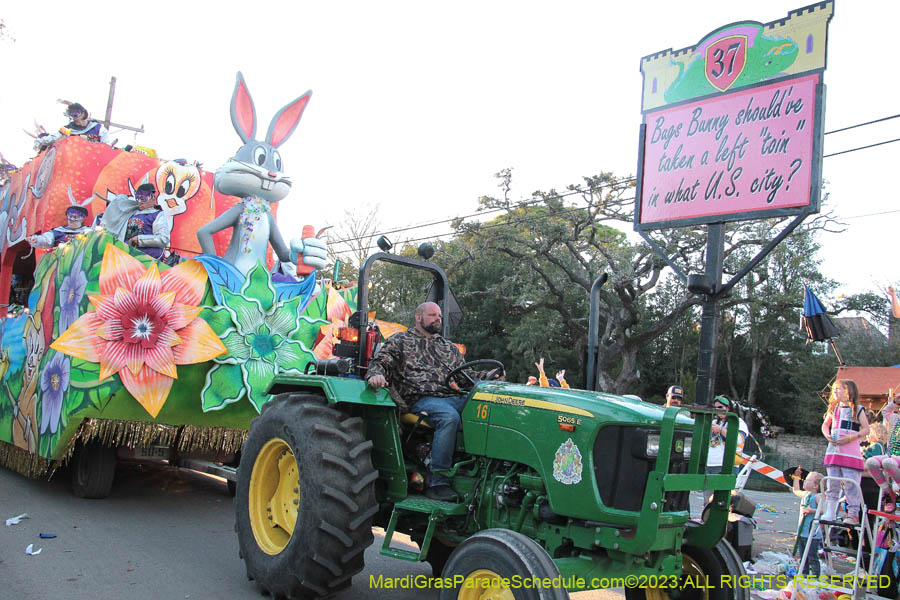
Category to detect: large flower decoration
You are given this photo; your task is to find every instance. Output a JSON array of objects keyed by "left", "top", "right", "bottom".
[
  {"left": 200, "top": 262, "right": 325, "bottom": 413},
  {"left": 58, "top": 254, "right": 87, "bottom": 332},
  {"left": 39, "top": 351, "right": 70, "bottom": 434},
  {"left": 51, "top": 243, "right": 226, "bottom": 417}
]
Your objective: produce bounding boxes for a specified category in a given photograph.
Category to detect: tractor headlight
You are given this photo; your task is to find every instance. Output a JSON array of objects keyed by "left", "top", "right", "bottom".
[
  {"left": 646, "top": 433, "right": 660, "bottom": 457},
  {"left": 683, "top": 436, "right": 692, "bottom": 458}
]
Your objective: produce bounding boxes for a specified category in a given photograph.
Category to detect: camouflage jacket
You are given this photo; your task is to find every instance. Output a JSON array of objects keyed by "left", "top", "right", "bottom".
[{"left": 366, "top": 328, "right": 474, "bottom": 410}]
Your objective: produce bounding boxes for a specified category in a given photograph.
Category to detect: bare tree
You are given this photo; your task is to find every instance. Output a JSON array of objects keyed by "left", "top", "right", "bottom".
[{"left": 326, "top": 204, "right": 381, "bottom": 280}]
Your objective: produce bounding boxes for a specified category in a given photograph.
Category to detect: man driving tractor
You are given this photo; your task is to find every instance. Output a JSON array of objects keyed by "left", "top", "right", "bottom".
[{"left": 366, "top": 302, "right": 503, "bottom": 502}]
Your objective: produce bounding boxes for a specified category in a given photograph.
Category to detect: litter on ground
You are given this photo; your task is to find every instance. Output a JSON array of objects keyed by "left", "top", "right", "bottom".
[{"left": 5, "top": 512, "right": 29, "bottom": 526}]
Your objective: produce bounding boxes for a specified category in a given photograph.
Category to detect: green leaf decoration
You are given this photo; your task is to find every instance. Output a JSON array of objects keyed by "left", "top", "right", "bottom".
[
  {"left": 218, "top": 329, "right": 252, "bottom": 364},
  {"left": 303, "top": 281, "right": 328, "bottom": 320},
  {"left": 241, "top": 261, "right": 277, "bottom": 312},
  {"left": 242, "top": 358, "right": 276, "bottom": 413},
  {"left": 198, "top": 305, "right": 233, "bottom": 337},
  {"left": 268, "top": 294, "right": 304, "bottom": 337},
  {"left": 220, "top": 288, "right": 266, "bottom": 335},
  {"left": 273, "top": 339, "right": 316, "bottom": 374},
  {"left": 201, "top": 363, "right": 246, "bottom": 412},
  {"left": 296, "top": 315, "right": 328, "bottom": 344},
  {"left": 200, "top": 264, "right": 328, "bottom": 413}
]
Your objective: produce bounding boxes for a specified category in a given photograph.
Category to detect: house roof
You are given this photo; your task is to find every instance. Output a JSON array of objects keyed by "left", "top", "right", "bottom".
[
  {"left": 833, "top": 316, "right": 888, "bottom": 345},
  {"left": 836, "top": 366, "right": 900, "bottom": 399}
]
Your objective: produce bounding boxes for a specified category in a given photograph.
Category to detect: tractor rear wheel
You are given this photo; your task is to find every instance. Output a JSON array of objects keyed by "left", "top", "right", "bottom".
[
  {"left": 439, "top": 528, "right": 569, "bottom": 600},
  {"left": 623, "top": 537, "right": 747, "bottom": 600},
  {"left": 70, "top": 441, "right": 117, "bottom": 499},
  {"left": 234, "top": 393, "right": 378, "bottom": 599}
]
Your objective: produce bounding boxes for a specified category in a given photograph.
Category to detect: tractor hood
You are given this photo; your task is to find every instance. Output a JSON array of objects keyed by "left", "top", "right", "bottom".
[
  {"left": 463, "top": 381, "right": 697, "bottom": 524},
  {"left": 473, "top": 382, "right": 694, "bottom": 428}
]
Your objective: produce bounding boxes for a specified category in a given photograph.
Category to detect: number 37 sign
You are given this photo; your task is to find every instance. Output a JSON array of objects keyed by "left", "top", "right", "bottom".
[
  {"left": 707, "top": 36, "right": 747, "bottom": 92},
  {"left": 634, "top": 2, "right": 833, "bottom": 231}
]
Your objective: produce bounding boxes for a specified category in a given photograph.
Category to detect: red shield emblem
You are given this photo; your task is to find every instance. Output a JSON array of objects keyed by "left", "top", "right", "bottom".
[{"left": 705, "top": 35, "right": 747, "bottom": 92}]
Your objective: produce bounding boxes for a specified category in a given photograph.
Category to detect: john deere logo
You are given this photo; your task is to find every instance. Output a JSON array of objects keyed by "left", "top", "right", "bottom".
[{"left": 675, "top": 439, "right": 684, "bottom": 453}]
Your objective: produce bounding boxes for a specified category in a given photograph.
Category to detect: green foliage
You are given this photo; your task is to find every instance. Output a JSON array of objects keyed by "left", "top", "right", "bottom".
[{"left": 330, "top": 171, "right": 890, "bottom": 435}]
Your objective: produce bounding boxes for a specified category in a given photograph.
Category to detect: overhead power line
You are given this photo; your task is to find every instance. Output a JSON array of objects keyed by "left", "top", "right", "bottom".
[
  {"left": 328, "top": 174, "right": 637, "bottom": 247},
  {"left": 330, "top": 113, "right": 900, "bottom": 249},
  {"left": 824, "top": 113, "right": 900, "bottom": 136},
  {"left": 823, "top": 137, "right": 900, "bottom": 159}
]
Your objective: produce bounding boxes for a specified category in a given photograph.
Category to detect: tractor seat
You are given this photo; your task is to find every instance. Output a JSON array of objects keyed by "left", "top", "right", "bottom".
[{"left": 399, "top": 412, "right": 433, "bottom": 430}]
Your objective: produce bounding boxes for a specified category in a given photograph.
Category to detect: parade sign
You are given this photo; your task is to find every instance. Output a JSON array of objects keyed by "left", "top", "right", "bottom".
[{"left": 635, "top": 2, "right": 833, "bottom": 231}]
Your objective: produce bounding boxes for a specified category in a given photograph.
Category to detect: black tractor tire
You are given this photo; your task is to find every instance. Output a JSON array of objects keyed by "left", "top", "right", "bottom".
[
  {"left": 624, "top": 531, "right": 748, "bottom": 600},
  {"left": 439, "top": 528, "right": 569, "bottom": 600},
  {"left": 412, "top": 534, "right": 456, "bottom": 577},
  {"left": 235, "top": 393, "right": 378, "bottom": 599},
  {"left": 70, "top": 441, "right": 117, "bottom": 499}
]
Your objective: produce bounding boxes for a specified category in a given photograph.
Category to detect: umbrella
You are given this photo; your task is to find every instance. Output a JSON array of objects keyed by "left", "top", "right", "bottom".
[{"left": 801, "top": 285, "right": 843, "bottom": 365}]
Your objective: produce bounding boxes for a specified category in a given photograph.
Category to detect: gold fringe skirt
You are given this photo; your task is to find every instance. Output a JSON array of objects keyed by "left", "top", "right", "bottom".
[{"left": 0, "top": 419, "right": 248, "bottom": 479}]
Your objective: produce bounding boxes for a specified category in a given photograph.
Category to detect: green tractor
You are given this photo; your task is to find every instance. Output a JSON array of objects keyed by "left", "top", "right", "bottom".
[{"left": 233, "top": 251, "right": 746, "bottom": 599}]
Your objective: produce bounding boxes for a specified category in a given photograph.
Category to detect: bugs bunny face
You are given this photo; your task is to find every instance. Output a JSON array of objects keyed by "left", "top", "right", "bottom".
[
  {"left": 214, "top": 72, "right": 311, "bottom": 204},
  {"left": 23, "top": 316, "right": 44, "bottom": 384}
]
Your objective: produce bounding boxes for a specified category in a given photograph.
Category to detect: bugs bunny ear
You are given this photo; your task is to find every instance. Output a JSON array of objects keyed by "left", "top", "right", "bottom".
[
  {"left": 230, "top": 72, "right": 257, "bottom": 143},
  {"left": 265, "top": 90, "right": 312, "bottom": 148}
]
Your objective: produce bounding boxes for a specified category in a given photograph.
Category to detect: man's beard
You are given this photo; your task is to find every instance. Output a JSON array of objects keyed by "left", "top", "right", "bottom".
[{"left": 423, "top": 321, "right": 441, "bottom": 334}]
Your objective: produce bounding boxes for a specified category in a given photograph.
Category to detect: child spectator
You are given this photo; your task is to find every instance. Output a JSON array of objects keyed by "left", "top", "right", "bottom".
[
  {"left": 793, "top": 468, "right": 824, "bottom": 577},
  {"left": 866, "top": 394, "right": 900, "bottom": 512},
  {"left": 865, "top": 422, "right": 888, "bottom": 460},
  {"left": 533, "top": 358, "right": 570, "bottom": 388},
  {"left": 822, "top": 379, "right": 870, "bottom": 524}
]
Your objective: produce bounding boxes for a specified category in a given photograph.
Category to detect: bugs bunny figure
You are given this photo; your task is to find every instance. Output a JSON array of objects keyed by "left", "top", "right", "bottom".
[{"left": 197, "top": 72, "right": 326, "bottom": 277}]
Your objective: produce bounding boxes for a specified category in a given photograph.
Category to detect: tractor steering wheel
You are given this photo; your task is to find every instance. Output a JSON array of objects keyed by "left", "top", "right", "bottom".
[{"left": 444, "top": 359, "right": 506, "bottom": 392}]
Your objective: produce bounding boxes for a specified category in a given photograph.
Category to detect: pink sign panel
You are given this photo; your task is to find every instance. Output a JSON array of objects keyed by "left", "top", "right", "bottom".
[{"left": 638, "top": 73, "right": 819, "bottom": 227}]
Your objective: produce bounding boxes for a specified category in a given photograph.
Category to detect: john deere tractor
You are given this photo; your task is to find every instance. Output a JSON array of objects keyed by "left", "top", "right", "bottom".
[{"left": 233, "top": 251, "right": 746, "bottom": 599}]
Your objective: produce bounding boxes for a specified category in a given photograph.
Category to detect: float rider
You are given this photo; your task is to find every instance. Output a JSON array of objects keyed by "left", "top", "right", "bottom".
[
  {"left": 34, "top": 103, "right": 112, "bottom": 151},
  {"left": 26, "top": 205, "right": 90, "bottom": 248}
]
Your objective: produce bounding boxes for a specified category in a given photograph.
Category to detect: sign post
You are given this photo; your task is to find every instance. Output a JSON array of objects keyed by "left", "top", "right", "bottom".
[{"left": 635, "top": 2, "right": 834, "bottom": 405}]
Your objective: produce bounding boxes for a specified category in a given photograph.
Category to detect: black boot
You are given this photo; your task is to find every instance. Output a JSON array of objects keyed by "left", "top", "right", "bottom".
[{"left": 425, "top": 484, "right": 458, "bottom": 502}]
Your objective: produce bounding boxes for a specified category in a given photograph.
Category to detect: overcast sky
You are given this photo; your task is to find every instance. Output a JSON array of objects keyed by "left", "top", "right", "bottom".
[{"left": 1, "top": 1, "right": 896, "bottom": 298}]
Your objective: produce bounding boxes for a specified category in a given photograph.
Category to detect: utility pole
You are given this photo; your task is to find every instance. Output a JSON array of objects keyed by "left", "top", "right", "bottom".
[{"left": 102, "top": 76, "right": 144, "bottom": 134}]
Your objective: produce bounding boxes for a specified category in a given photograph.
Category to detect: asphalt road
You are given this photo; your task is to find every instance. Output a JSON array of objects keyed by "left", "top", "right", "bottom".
[{"left": 1, "top": 463, "right": 636, "bottom": 600}]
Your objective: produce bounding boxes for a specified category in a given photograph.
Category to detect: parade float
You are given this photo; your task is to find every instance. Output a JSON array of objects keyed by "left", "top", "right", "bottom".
[{"left": 0, "top": 73, "right": 359, "bottom": 497}]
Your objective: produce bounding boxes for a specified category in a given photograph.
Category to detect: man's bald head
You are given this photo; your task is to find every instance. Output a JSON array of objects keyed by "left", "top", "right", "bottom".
[{"left": 415, "top": 302, "right": 443, "bottom": 336}]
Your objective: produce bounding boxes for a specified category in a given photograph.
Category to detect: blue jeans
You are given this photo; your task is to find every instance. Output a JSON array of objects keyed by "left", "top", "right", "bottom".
[
  {"left": 799, "top": 536, "right": 821, "bottom": 576},
  {"left": 704, "top": 465, "right": 723, "bottom": 504},
  {"left": 411, "top": 395, "right": 467, "bottom": 487}
]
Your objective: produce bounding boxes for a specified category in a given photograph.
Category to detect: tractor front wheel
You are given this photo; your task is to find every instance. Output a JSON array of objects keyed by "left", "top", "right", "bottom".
[
  {"left": 439, "top": 528, "right": 569, "bottom": 600},
  {"left": 623, "top": 538, "right": 748, "bottom": 600},
  {"left": 234, "top": 393, "right": 378, "bottom": 599}
]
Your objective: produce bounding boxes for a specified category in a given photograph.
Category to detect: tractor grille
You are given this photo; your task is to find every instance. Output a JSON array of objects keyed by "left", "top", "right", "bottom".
[{"left": 592, "top": 426, "right": 692, "bottom": 512}]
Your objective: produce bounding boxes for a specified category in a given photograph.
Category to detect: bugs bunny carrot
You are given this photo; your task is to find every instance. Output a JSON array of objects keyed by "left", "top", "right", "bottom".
[{"left": 197, "top": 72, "right": 327, "bottom": 277}]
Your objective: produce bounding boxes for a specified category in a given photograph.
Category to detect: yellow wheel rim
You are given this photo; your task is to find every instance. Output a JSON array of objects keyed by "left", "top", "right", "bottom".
[
  {"left": 646, "top": 555, "right": 707, "bottom": 600},
  {"left": 456, "top": 568, "right": 515, "bottom": 600},
  {"left": 248, "top": 438, "right": 300, "bottom": 555}
]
